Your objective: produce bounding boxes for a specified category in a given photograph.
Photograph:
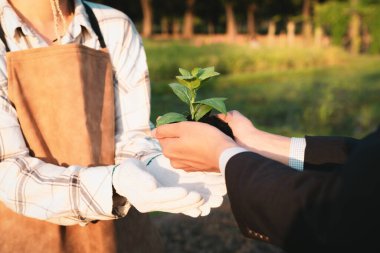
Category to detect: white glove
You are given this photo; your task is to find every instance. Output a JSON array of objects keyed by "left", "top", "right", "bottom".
[
  {"left": 147, "top": 154, "right": 227, "bottom": 217},
  {"left": 113, "top": 158, "right": 204, "bottom": 215}
]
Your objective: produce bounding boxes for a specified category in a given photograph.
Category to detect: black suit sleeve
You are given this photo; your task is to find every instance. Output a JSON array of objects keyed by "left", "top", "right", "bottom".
[
  {"left": 304, "top": 136, "right": 359, "bottom": 171},
  {"left": 225, "top": 128, "right": 380, "bottom": 253}
]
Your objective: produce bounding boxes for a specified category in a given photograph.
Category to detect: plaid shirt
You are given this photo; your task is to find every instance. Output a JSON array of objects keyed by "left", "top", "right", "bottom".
[{"left": 0, "top": 0, "right": 161, "bottom": 225}]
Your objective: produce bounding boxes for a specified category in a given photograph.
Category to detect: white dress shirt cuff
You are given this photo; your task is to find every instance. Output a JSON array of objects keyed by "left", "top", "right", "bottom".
[
  {"left": 289, "top": 137, "right": 306, "bottom": 171},
  {"left": 219, "top": 147, "right": 249, "bottom": 175}
]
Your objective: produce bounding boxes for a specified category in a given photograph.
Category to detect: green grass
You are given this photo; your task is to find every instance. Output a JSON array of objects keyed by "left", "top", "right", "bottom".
[
  {"left": 144, "top": 39, "right": 350, "bottom": 80},
  {"left": 146, "top": 40, "right": 380, "bottom": 138}
]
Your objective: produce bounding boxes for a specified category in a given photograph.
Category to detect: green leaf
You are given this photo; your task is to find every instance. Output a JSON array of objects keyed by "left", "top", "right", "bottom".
[
  {"left": 194, "top": 104, "right": 212, "bottom": 121},
  {"left": 196, "top": 97, "right": 227, "bottom": 114},
  {"left": 199, "top": 66, "right": 220, "bottom": 81},
  {"left": 189, "top": 79, "right": 201, "bottom": 89},
  {"left": 176, "top": 76, "right": 201, "bottom": 89},
  {"left": 168, "top": 83, "right": 192, "bottom": 105},
  {"left": 191, "top": 67, "right": 201, "bottom": 77},
  {"left": 178, "top": 68, "right": 191, "bottom": 76},
  {"left": 156, "top": 112, "right": 187, "bottom": 127},
  {"left": 176, "top": 78, "right": 191, "bottom": 88},
  {"left": 176, "top": 76, "right": 194, "bottom": 89},
  {"left": 176, "top": 75, "right": 194, "bottom": 80}
]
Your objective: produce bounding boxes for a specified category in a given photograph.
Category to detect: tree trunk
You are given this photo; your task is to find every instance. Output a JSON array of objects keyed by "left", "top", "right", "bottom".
[
  {"left": 362, "top": 24, "right": 371, "bottom": 52},
  {"left": 172, "top": 19, "right": 181, "bottom": 38},
  {"left": 287, "top": 21, "right": 295, "bottom": 46},
  {"left": 183, "top": 0, "right": 195, "bottom": 38},
  {"left": 247, "top": 3, "right": 256, "bottom": 38},
  {"left": 314, "top": 26, "right": 323, "bottom": 47},
  {"left": 208, "top": 21, "right": 215, "bottom": 34},
  {"left": 267, "top": 20, "right": 276, "bottom": 46},
  {"left": 225, "top": 2, "right": 237, "bottom": 40},
  {"left": 140, "top": 0, "right": 153, "bottom": 37},
  {"left": 302, "top": 0, "right": 313, "bottom": 41},
  {"left": 349, "top": 0, "right": 361, "bottom": 54},
  {"left": 161, "top": 17, "right": 169, "bottom": 37}
]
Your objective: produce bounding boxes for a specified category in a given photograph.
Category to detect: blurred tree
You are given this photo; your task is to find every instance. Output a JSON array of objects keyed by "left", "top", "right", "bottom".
[
  {"left": 153, "top": 0, "right": 185, "bottom": 35},
  {"left": 195, "top": 0, "right": 223, "bottom": 34},
  {"left": 349, "top": 0, "right": 361, "bottom": 54},
  {"left": 314, "top": 1, "right": 350, "bottom": 46},
  {"left": 302, "top": 0, "right": 313, "bottom": 40},
  {"left": 247, "top": 3, "right": 256, "bottom": 37},
  {"left": 223, "top": 0, "right": 238, "bottom": 39},
  {"left": 98, "top": 1, "right": 142, "bottom": 24},
  {"left": 140, "top": 0, "right": 153, "bottom": 37},
  {"left": 361, "top": 0, "right": 380, "bottom": 53},
  {"left": 183, "top": 0, "right": 196, "bottom": 38}
]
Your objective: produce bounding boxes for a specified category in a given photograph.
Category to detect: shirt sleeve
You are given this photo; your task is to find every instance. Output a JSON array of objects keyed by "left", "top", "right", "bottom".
[
  {"left": 0, "top": 93, "right": 122, "bottom": 226},
  {"left": 219, "top": 147, "right": 249, "bottom": 175},
  {"left": 110, "top": 18, "right": 162, "bottom": 166},
  {"left": 288, "top": 137, "right": 306, "bottom": 171}
]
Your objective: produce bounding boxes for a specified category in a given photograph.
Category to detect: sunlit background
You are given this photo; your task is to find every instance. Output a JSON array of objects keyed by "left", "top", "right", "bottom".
[
  {"left": 96, "top": 0, "right": 380, "bottom": 138},
  {"left": 95, "top": 1, "right": 379, "bottom": 252}
]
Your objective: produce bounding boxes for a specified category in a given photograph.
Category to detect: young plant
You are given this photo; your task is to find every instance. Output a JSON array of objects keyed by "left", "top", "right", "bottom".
[{"left": 156, "top": 66, "right": 227, "bottom": 127}]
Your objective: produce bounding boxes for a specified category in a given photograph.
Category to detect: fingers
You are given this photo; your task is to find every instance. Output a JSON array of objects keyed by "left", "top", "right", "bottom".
[
  {"left": 143, "top": 187, "right": 189, "bottom": 203},
  {"left": 204, "top": 195, "right": 224, "bottom": 208},
  {"left": 145, "top": 191, "right": 204, "bottom": 213},
  {"left": 198, "top": 195, "right": 224, "bottom": 216},
  {"left": 200, "top": 206, "right": 211, "bottom": 216},
  {"left": 169, "top": 159, "right": 218, "bottom": 173},
  {"left": 181, "top": 208, "right": 202, "bottom": 218},
  {"left": 217, "top": 110, "right": 235, "bottom": 123},
  {"left": 154, "top": 122, "right": 183, "bottom": 139},
  {"left": 217, "top": 110, "right": 243, "bottom": 123},
  {"left": 157, "top": 138, "right": 179, "bottom": 158}
]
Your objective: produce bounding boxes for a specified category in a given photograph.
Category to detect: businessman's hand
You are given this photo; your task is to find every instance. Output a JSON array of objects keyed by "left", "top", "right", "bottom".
[
  {"left": 218, "top": 110, "right": 291, "bottom": 165},
  {"left": 217, "top": 110, "right": 258, "bottom": 150},
  {"left": 154, "top": 121, "right": 238, "bottom": 172}
]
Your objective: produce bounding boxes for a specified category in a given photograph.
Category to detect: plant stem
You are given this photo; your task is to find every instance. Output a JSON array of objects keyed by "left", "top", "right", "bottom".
[
  {"left": 190, "top": 89, "right": 196, "bottom": 120},
  {"left": 190, "top": 102, "right": 195, "bottom": 120}
]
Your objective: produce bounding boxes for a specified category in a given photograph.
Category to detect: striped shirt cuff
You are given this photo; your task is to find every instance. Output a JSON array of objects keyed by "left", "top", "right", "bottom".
[
  {"left": 219, "top": 147, "right": 249, "bottom": 175},
  {"left": 289, "top": 137, "right": 306, "bottom": 171}
]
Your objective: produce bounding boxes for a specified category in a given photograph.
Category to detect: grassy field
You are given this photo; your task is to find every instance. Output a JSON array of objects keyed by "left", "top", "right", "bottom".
[{"left": 146, "top": 40, "right": 380, "bottom": 138}]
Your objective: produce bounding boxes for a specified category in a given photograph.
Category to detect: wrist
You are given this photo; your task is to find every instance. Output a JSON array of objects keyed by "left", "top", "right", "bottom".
[
  {"left": 237, "top": 127, "right": 264, "bottom": 151},
  {"left": 244, "top": 128, "right": 291, "bottom": 165},
  {"left": 219, "top": 146, "right": 248, "bottom": 175},
  {"left": 214, "top": 139, "right": 239, "bottom": 170}
]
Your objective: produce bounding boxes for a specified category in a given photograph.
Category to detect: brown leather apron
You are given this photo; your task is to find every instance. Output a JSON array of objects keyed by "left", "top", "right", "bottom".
[{"left": 0, "top": 4, "right": 163, "bottom": 253}]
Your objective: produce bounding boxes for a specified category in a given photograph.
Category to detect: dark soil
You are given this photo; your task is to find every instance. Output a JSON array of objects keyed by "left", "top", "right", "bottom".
[
  {"left": 199, "top": 115, "right": 234, "bottom": 140},
  {"left": 151, "top": 197, "right": 285, "bottom": 253}
]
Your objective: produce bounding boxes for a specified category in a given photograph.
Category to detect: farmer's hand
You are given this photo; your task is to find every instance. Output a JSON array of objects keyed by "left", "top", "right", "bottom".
[
  {"left": 113, "top": 158, "right": 204, "bottom": 217},
  {"left": 154, "top": 121, "right": 238, "bottom": 173},
  {"left": 147, "top": 154, "right": 228, "bottom": 216}
]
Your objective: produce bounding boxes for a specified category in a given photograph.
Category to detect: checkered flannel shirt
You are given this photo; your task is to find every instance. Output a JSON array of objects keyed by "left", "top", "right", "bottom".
[{"left": 0, "top": 0, "right": 161, "bottom": 226}]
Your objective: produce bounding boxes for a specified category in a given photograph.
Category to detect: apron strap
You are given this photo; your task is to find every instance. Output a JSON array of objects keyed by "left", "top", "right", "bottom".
[
  {"left": 0, "top": 23, "right": 10, "bottom": 52},
  {"left": 83, "top": 3, "right": 106, "bottom": 49},
  {"left": 0, "top": 3, "right": 106, "bottom": 52}
]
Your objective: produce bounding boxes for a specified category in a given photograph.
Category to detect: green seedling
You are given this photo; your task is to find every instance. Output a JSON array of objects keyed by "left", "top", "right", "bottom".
[{"left": 156, "top": 66, "right": 227, "bottom": 126}]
